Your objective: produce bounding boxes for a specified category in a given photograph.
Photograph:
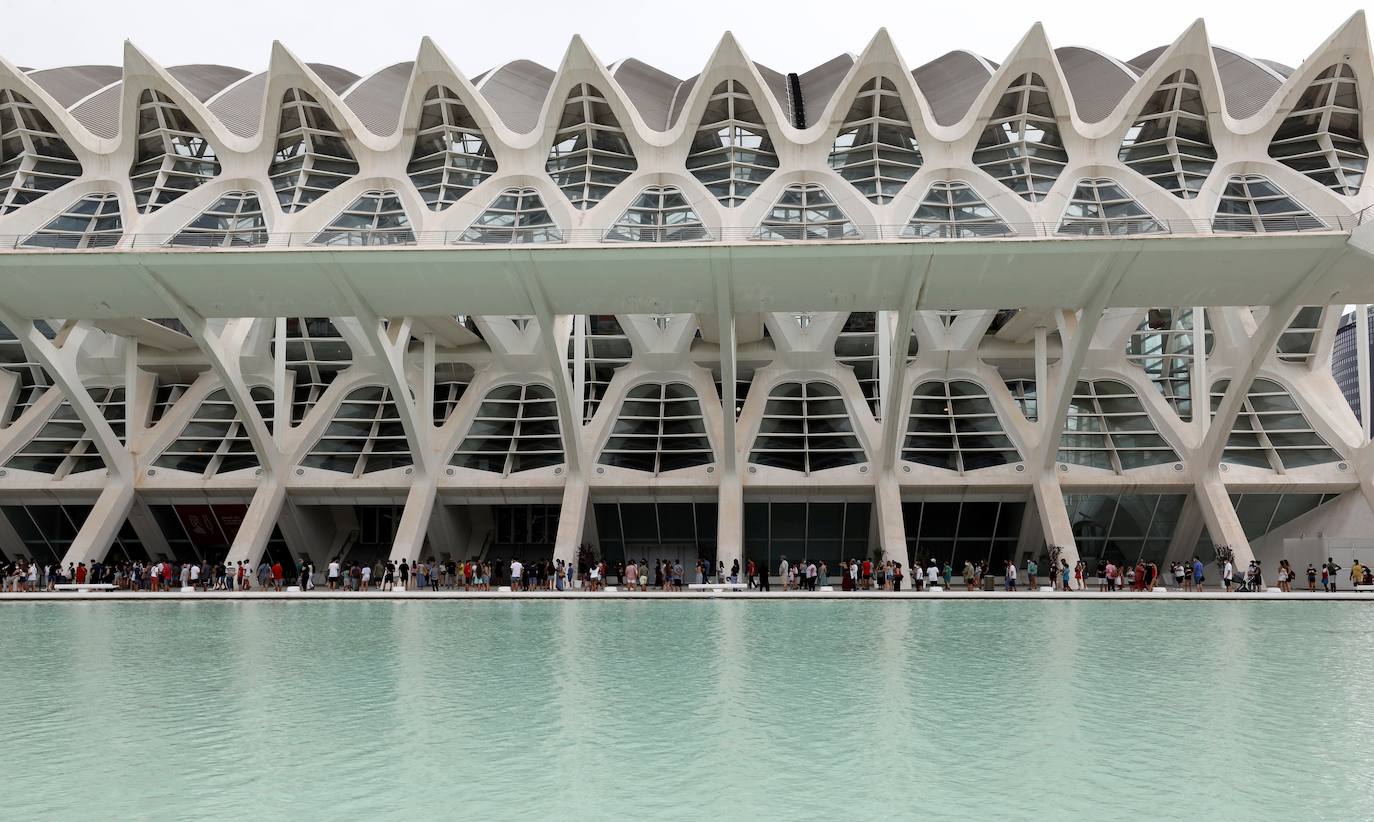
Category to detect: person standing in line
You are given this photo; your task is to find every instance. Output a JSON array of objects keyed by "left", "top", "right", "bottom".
[
  {"left": 926, "top": 559, "right": 939, "bottom": 591},
  {"left": 1306, "top": 563, "right": 1318, "bottom": 592},
  {"left": 1223, "top": 557, "right": 1234, "bottom": 592},
  {"left": 963, "top": 560, "right": 976, "bottom": 591},
  {"left": 1350, "top": 559, "right": 1364, "bottom": 590},
  {"left": 778, "top": 556, "right": 789, "bottom": 592},
  {"left": 1104, "top": 562, "right": 1116, "bottom": 593},
  {"left": 269, "top": 560, "right": 282, "bottom": 592},
  {"left": 1192, "top": 557, "right": 1205, "bottom": 592},
  {"left": 360, "top": 563, "right": 371, "bottom": 592},
  {"left": 1061, "top": 559, "right": 1072, "bottom": 592},
  {"left": 806, "top": 560, "right": 817, "bottom": 591},
  {"left": 510, "top": 558, "right": 523, "bottom": 591},
  {"left": 1326, "top": 557, "right": 1341, "bottom": 592},
  {"left": 758, "top": 559, "right": 771, "bottom": 592},
  {"left": 382, "top": 560, "right": 394, "bottom": 592},
  {"left": 1026, "top": 557, "right": 1038, "bottom": 589},
  {"left": 1005, "top": 559, "right": 1017, "bottom": 592},
  {"left": 624, "top": 560, "right": 637, "bottom": 594},
  {"left": 327, "top": 558, "right": 340, "bottom": 591}
]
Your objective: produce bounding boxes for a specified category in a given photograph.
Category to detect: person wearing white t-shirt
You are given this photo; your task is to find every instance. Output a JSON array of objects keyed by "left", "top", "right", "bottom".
[
  {"left": 360, "top": 564, "right": 372, "bottom": 592},
  {"left": 1223, "top": 559, "right": 1234, "bottom": 592},
  {"left": 327, "top": 560, "right": 341, "bottom": 591},
  {"left": 926, "top": 562, "right": 939, "bottom": 589},
  {"left": 1005, "top": 560, "right": 1018, "bottom": 592},
  {"left": 189, "top": 563, "right": 200, "bottom": 590},
  {"left": 778, "top": 557, "right": 789, "bottom": 592},
  {"left": 510, "top": 559, "right": 523, "bottom": 591}
]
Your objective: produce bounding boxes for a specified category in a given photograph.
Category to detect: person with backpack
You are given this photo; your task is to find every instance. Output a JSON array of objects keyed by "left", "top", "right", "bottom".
[{"left": 1326, "top": 558, "right": 1341, "bottom": 592}]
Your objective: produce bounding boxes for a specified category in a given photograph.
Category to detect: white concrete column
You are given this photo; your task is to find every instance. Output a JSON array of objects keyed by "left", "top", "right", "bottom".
[
  {"left": 716, "top": 471, "right": 743, "bottom": 571},
  {"left": 63, "top": 482, "right": 136, "bottom": 566},
  {"left": 388, "top": 480, "right": 438, "bottom": 563},
  {"left": 125, "top": 496, "right": 173, "bottom": 561},
  {"left": 1031, "top": 473, "right": 1078, "bottom": 566},
  {"left": 1193, "top": 307, "right": 1208, "bottom": 438},
  {"left": 875, "top": 309, "right": 892, "bottom": 422},
  {"left": 712, "top": 263, "right": 742, "bottom": 573},
  {"left": 1164, "top": 490, "right": 1207, "bottom": 565},
  {"left": 875, "top": 472, "right": 908, "bottom": 568},
  {"left": 224, "top": 479, "right": 287, "bottom": 566},
  {"left": 553, "top": 473, "right": 589, "bottom": 567},
  {"left": 1194, "top": 471, "right": 1253, "bottom": 564},
  {"left": 420, "top": 332, "right": 436, "bottom": 429}
]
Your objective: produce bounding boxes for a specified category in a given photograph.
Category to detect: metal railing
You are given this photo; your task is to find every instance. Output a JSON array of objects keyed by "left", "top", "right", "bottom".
[{"left": 0, "top": 214, "right": 1364, "bottom": 252}]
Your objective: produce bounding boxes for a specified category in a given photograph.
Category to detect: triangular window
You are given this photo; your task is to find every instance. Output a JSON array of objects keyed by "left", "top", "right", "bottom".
[
  {"left": 828, "top": 77, "right": 922, "bottom": 204},
  {"left": 1118, "top": 70, "right": 1215, "bottom": 198},
  {"left": 972, "top": 73, "right": 1067, "bottom": 201},
  {"left": 686, "top": 80, "right": 778, "bottom": 207},
  {"left": 545, "top": 83, "right": 636, "bottom": 209},
  {"left": 313, "top": 190, "right": 414, "bottom": 246},
  {"left": 1269, "top": 64, "right": 1365, "bottom": 195},
  {"left": 268, "top": 88, "right": 359, "bottom": 213},
  {"left": 130, "top": 89, "right": 219, "bottom": 213},
  {"left": 407, "top": 85, "right": 497, "bottom": 210},
  {"left": 605, "top": 186, "right": 708, "bottom": 242},
  {"left": 0, "top": 88, "right": 83, "bottom": 214}
]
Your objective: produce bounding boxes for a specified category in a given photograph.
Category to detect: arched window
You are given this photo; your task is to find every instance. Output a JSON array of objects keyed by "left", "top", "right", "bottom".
[
  {"left": 451, "top": 384, "right": 563, "bottom": 474},
  {"left": 749, "top": 381, "right": 864, "bottom": 473},
  {"left": 599, "top": 382, "right": 712, "bottom": 474}
]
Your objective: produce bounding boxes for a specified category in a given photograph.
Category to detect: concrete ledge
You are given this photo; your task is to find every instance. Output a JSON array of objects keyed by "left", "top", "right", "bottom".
[{"left": 1, "top": 590, "right": 1370, "bottom": 602}]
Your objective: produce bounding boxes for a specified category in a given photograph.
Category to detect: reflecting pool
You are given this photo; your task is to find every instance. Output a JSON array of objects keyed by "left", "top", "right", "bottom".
[{"left": 1, "top": 601, "right": 1370, "bottom": 821}]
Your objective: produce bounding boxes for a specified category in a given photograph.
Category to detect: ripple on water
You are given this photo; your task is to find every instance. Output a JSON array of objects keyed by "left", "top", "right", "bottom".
[{"left": 0, "top": 600, "right": 1371, "bottom": 822}]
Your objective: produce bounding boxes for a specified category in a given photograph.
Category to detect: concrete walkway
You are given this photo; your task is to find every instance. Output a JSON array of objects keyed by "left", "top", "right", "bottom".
[{"left": 1, "top": 589, "right": 1371, "bottom": 602}]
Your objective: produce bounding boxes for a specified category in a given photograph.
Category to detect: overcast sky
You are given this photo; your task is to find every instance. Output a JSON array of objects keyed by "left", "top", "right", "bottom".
[{"left": 0, "top": 0, "right": 1364, "bottom": 78}]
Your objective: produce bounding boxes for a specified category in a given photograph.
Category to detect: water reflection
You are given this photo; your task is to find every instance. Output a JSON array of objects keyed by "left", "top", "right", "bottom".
[{"left": 0, "top": 601, "right": 1370, "bottom": 821}]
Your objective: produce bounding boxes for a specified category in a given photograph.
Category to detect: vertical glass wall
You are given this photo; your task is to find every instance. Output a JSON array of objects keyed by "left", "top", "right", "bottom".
[
  {"left": 742, "top": 501, "right": 870, "bottom": 571},
  {"left": 1064, "top": 494, "right": 1186, "bottom": 567},
  {"left": 902, "top": 499, "right": 1025, "bottom": 572},
  {"left": 594, "top": 501, "right": 717, "bottom": 571}
]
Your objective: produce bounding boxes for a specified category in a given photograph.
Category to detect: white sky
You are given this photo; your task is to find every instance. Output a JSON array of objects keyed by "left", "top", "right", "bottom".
[{"left": 0, "top": 0, "right": 1365, "bottom": 79}]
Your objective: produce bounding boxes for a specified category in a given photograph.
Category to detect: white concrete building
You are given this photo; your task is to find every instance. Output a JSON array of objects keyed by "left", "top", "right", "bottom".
[{"left": 2, "top": 18, "right": 1374, "bottom": 577}]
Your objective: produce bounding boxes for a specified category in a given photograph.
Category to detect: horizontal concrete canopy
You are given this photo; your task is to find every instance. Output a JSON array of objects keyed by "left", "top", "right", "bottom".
[{"left": 0, "top": 233, "right": 1369, "bottom": 320}]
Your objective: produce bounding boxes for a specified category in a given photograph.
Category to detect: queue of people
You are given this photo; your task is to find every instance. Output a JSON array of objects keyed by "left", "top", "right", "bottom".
[{"left": 4, "top": 553, "right": 1372, "bottom": 594}]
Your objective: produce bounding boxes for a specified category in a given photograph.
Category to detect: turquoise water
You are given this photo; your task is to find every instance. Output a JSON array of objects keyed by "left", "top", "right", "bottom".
[{"left": 1, "top": 601, "right": 1371, "bottom": 821}]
